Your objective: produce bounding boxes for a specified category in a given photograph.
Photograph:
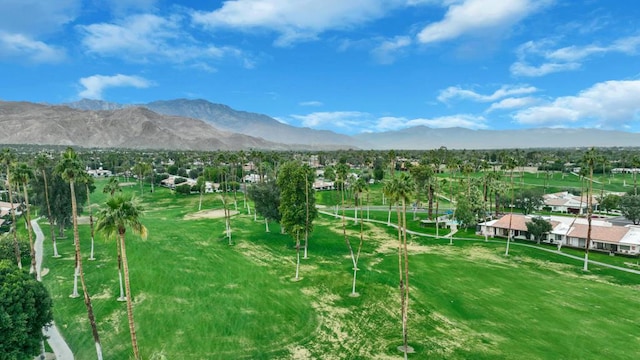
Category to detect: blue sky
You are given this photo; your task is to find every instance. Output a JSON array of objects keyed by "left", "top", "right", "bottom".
[{"left": 1, "top": 0, "right": 640, "bottom": 135}]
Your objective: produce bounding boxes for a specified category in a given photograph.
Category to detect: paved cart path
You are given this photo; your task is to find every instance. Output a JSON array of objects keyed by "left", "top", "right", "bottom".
[{"left": 33, "top": 219, "right": 75, "bottom": 360}]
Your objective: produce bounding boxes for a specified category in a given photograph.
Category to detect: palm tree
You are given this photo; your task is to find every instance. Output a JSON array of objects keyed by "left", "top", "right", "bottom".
[
  {"left": 1, "top": 149, "right": 21, "bottom": 268},
  {"left": 503, "top": 156, "right": 517, "bottom": 256},
  {"left": 384, "top": 173, "right": 415, "bottom": 359},
  {"left": 347, "top": 177, "right": 367, "bottom": 296},
  {"left": 12, "top": 163, "right": 37, "bottom": 279},
  {"left": 103, "top": 176, "right": 122, "bottom": 197},
  {"left": 102, "top": 176, "right": 126, "bottom": 300},
  {"left": 95, "top": 193, "right": 147, "bottom": 360},
  {"left": 55, "top": 147, "right": 103, "bottom": 360},
  {"left": 397, "top": 173, "right": 414, "bottom": 359},
  {"left": 631, "top": 155, "right": 640, "bottom": 196},
  {"left": 35, "top": 154, "right": 59, "bottom": 258},
  {"left": 582, "top": 148, "right": 598, "bottom": 271},
  {"left": 79, "top": 173, "right": 97, "bottom": 261}
]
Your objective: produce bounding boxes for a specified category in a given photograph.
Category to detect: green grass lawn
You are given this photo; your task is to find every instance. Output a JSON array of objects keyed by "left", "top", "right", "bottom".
[{"left": 39, "top": 180, "right": 640, "bottom": 359}]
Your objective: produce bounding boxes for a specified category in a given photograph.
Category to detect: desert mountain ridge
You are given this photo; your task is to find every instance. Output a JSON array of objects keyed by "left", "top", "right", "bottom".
[{"left": 1, "top": 98, "right": 638, "bottom": 150}]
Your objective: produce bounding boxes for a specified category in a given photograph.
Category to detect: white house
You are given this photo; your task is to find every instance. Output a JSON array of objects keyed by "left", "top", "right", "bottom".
[
  {"left": 86, "top": 168, "right": 113, "bottom": 177},
  {"left": 478, "top": 214, "right": 640, "bottom": 256},
  {"left": 543, "top": 191, "right": 598, "bottom": 214},
  {"left": 160, "top": 175, "right": 197, "bottom": 189}
]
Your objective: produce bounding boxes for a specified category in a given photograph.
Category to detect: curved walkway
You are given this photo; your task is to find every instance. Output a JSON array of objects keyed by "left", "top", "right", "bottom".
[
  {"left": 33, "top": 219, "right": 75, "bottom": 360},
  {"left": 319, "top": 210, "right": 640, "bottom": 276}
]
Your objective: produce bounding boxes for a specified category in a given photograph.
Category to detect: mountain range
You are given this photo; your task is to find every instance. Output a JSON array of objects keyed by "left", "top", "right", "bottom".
[{"left": 1, "top": 98, "right": 639, "bottom": 151}]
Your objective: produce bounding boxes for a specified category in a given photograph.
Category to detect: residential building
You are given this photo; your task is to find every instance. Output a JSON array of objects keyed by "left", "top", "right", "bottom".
[
  {"left": 478, "top": 214, "right": 640, "bottom": 256},
  {"left": 543, "top": 191, "right": 599, "bottom": 214}
]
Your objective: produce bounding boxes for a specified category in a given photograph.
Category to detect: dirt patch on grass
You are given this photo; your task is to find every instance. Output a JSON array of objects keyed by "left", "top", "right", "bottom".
[
  {"left": 184, "top": 209, "right": 238, "bottom": 220},
  {"left": 427, "top": 311, "right": 503, "bottom": 358}
]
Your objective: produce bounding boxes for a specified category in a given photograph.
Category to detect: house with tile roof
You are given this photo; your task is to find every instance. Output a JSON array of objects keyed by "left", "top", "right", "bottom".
[{"left": 479, "top": 214, "right": 640, "bottom": 256}]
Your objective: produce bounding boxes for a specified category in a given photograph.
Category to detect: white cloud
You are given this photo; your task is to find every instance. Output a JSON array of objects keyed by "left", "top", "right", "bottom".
[
  {"left": 291, "top": 111, "right": 370, "bottom": 129},
  {"left": 0, "top": 0, "right": 80, "bottom": 36},
  {"left": 299, "top": 100, "right": 323, "bottom": 107},
  {"left": 376, "top": 114, "right": 488, "bottom": 130},
  {"left": 0, "top": 32, "right": 65, "bottom": 63},
  {"left": 511, "top": 35, "right": 640, "bottom": 77},
  {"left": 510, "top": 60, "right": 580, "bottom": 77},
  {"left": 417, "top": 0, "right": 548, "bottom": 44},
  {"left": 192, "top": 0, "right": 396, "bottom": 46},
  {"left": 547, "top": 35, "right": 640, "bottom": 62},
  {"left": 486, "top": 96, "right": 539, "bottom": 112},
  {"left": 78, "top": 14, "right": 247, "bottom": 66},
  {"left": 78, "top": 74, "right": 152, "bottom": 100},
  {"left": 438, "top": 84, "right": 537, "bottom": 103},
  {"left": 371, "top": 36, "right": 411, "bottom": 64},
  {"left": 513, "top": 80, "right": 640, "bottom": 127}
]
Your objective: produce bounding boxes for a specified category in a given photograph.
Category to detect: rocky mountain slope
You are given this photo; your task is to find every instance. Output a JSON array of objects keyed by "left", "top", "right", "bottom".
[
  {"left": 5, "top": 99, "right": 639, "bottom": 150},
  {"left": 66, "top": 98, "right": 359, "bottom": 148},
  {"left": 0, "top": 101, "right": 287, "bottom": 151}
]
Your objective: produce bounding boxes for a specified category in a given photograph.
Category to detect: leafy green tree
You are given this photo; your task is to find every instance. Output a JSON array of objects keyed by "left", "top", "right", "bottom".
[
  {"left": 514, "top": 188, "right": 544, "bottom": 215},
  {"left": 12, "top": 162, "right": 38, "bottom": 279},
  {"left": 620, "top": 194, "right": 640, "bottom": 225},
  {"left": 248, "top": 181, "right": 281, "bottom": 232},
  {"left": 55, "top": 147, "right": 103, "bottom": 360},
  {"left": 1, "top": 148, "right": 20, "bottom": 268},
  {"left": 277, "top": 161, "right": 317, "bottom": 280},
  {"left": 409, "top": 164, "right": 432, "bottom": 213},
  {"left": 0, "top": 233, "right": 28, "bottom": 264},
  {"left": 95, "top": 194, "right": 147, "bottom": 360},
  {"left": 526, "top": 217, "right": 553, "bottom": 244},
  {"left": 599, "top": 194, "right": 621, "bottom": 214},
  {"left": 323, "top": 165, "right": 336, "bottom": 181},
  {"left": 0, "top": 260, "right": 53, "bottom": 359},
  {"left": 454, "top": 195, "right": 476, "bottom": 230}
]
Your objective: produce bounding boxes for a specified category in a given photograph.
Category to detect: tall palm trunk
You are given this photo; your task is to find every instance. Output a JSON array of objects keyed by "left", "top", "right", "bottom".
[
  {"left": 119, "top": 230, "right": 141, "bottom": 360},
  {"left": 505, "top": 171, "right": 514, "bottom": 256},
  {"left": 394, "top": 200, "right": 405, "bottom": 357},
  {"left": 117, "top": 239, "right": 126, "bottom": 301},
  {"left": 304, "top": 175, "right": 309, "bottom": 259},
  {"left": 70, "top": 181, "right": 103, "bottom": 360},
  {"left": 7, "top": 171, "right": 21, "bottom": 268},
  {"left": 435, "top": 180, "right": 440, "bottom": 239},
  {"left": 42, "top": 168, "right": 59, "bottom": 257},
  {"left": 294, "top": 230, "right": 301, "bottom": 280},
  {"left": 87, "top": 184, "right": 96, "bottom": 260},
  {"left": 401, "top": 197, "right": 410, "bottom": 359},
  {"left": 22, "top": 183, "right": 37, "bottom": 279},
  {"left": 351, "top": 204, "right": 364, "bottom": 295},
  {"left": 584, "top": 167, "right": 594, "bottom": 271}
]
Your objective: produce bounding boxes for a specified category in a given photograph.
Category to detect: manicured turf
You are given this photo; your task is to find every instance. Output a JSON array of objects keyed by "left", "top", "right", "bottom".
[{"left": 39, "top": 180, "right": 640, "bottom": 359}]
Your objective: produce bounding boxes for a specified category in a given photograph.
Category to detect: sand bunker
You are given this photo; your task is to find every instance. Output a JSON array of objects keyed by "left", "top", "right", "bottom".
[{"left": 184, "top": 209, "right": 239, "bottom": 220}]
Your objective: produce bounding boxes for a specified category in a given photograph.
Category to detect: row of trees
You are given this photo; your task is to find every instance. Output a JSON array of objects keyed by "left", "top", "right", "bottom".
[{"left": 1, "top": 147, "right": 147, "bottom": 360}]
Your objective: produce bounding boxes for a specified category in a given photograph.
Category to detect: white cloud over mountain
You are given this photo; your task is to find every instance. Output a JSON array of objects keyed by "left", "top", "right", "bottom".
[
  {"left": 438, "top": 84, "right": 538, "bottom": 103},
  {"left": 78, "top": 74, "right": 152, "bottom": 99}
]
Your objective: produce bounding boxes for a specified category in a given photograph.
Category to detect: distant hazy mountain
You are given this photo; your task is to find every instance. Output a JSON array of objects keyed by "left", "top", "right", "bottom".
[
  {"left": 354, "top": 126, "right": 640, "bottom": 149},
  {"left": 11, "top": 99, "right": 640, "bottom": 150},
  {"left": 66, "top": 98, "right": 358, "bottom": 148},
  {"left": 0, "top": 101, "right": 287, "bottom": 151}
]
